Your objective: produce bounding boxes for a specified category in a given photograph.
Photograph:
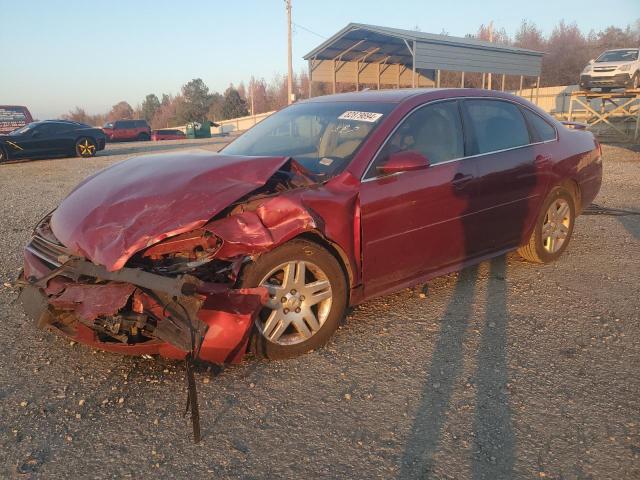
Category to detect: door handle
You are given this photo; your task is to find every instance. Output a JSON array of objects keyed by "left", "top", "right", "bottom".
[
  {"left": 452, "top": 173, "right": 473, "bottom": 190},
  {"left": 535, "top": 154, "right": 552, "bottom": 169}
]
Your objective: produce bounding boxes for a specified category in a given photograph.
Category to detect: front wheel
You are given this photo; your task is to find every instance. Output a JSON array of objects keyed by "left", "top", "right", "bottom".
[
  {"left": 240, "top": 239, "right": 347, "bottom": 359},
  {"left": 75, "top": 137, "right": 96, "bottom": 158},
  {"left": 518, "top": 188, "right": 576, "bottom": 263},
  {"left": 631, "top": 73, "right": 639, "bottom": 90},
  {"left": 0, "top": 146, "right": 8, "bottom": 163}
]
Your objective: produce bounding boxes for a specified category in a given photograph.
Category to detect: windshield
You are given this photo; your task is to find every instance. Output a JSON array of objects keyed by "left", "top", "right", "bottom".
[
  {"left": 596, "top": 49, "right": 638, "bottom": 62},
  {"left": 9, "top": 123, "right": 36, "bottom": 135},
  {"left": 221, "top": 101, "right": 395, "bottom": 178}
]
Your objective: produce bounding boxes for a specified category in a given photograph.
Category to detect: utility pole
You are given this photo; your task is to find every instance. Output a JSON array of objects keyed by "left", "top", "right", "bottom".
[
  {"left": 286, "top": 0, "right": 293, "bottom": 104},
  {"left": 487, "top": 21, "right": 493, "bottom": 90},
  {"left": 250, "top": 78, "right": 255, "bottom": 116}
]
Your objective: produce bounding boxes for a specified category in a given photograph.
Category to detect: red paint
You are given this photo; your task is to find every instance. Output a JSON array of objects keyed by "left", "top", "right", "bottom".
[
  {"left": 49, "top": 283, "right": 135, "bottom": 321},
  {"left": 102, "top": 120, "right": 151, "bottom": 142},
  {"left": 204, "top": 196, "right": 316, "bottom": 258},
  {"left": 378, "top": 150, "right": 430, "bottom": 174},
  {"left": 151, "top": 129, "right": 186, "bottom": 141},
  {"left": 50, "top": 152, "right": 290, "bottom": 271},
  {"left": 24, "top": 88, "right": 602, "bottom": 363}
]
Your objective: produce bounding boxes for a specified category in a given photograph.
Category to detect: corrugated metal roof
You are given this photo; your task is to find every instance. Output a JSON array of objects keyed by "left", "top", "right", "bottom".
[
  {"left": 304, "top": 23, "right": 543, "bottom": 77},
  {"left": 304, "top": 23, "right": 543, "bottom": 59}
]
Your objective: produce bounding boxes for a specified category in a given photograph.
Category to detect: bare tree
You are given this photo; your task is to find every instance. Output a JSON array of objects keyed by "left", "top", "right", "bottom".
[{"left": 107, "top": 101, "right": 134, "bottom": 122}]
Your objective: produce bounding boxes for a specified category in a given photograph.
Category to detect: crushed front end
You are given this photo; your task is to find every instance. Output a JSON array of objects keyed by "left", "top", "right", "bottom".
[
  {"left": 19, "top": 215, "right": 268, "bottom": 364},
  {"left": 17, "top": 175, "right": 322, "bottom": 363}
]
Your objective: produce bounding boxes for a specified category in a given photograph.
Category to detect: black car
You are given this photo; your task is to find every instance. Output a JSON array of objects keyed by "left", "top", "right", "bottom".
[{"left": 0, "top": 120, "right": 106, "bottom": 163}]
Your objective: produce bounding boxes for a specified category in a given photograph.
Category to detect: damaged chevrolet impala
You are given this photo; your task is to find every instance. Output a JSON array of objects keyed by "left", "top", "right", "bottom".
[{"left": 19, "top": 89, "right": 602, "bottom": 365}]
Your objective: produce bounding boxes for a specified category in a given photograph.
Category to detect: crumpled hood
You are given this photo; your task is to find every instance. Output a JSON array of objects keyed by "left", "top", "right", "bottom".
[{"left": 51, "top": 151, "right": 289, "bottom": 271}]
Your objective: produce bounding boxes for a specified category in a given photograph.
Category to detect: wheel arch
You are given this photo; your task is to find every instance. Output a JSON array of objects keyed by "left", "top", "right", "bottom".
[
  {"left": 75, "top": 134, "right": 96, "bottom": 144},
  {"left": 295, "top": 231, "right": 355, "bottom": 292},
  {"left": 559, "top": 178, "right": 582, "bottom": 213}
]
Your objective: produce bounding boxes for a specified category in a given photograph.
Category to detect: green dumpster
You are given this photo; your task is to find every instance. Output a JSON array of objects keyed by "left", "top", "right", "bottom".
[{"left": 185, "top": 121, "right": 212, "bottom": 139}]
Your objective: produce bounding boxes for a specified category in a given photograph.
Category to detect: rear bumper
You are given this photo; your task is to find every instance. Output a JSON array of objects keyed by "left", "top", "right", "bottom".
[{"left": 579, "top": 73, "right": 633, "bottom": 89}]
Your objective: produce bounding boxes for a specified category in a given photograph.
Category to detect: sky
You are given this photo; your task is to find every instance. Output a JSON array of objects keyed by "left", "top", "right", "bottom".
[{"left": 1, "top": 0, "right": 638, "bottom": 119}]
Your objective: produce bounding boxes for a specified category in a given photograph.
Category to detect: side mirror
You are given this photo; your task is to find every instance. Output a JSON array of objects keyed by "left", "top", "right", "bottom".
[{"left": 377, "top": 150, "right": 430, "bottom": 175}]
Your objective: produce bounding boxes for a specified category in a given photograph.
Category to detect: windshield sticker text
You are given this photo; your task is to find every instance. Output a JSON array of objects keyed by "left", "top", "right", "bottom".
[{"left": 338, "top": 111, "right": 384, "bottom": 123}]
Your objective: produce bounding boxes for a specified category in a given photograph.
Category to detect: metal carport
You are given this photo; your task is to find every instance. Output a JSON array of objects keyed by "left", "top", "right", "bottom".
[{"left": 304, "top": 23, "right": 543, "bottom": 96}]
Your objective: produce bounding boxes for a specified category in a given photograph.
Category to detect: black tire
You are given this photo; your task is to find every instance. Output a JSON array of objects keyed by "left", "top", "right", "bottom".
[
  {"left": 75, "top": 137, "right": 97, "bottom": 158},
  {"left": 0, "top": 146, "right": 8, "bottom": 163},
  {"left": 518, "top": 187, "right": 576, "bottom": 264},
  {"left": 239, "top": 239, "right": 348, "bottom": 359},
  {"left": 137, "top": 133, "right": 150, "bottom": 141},
  {"left": 632, "top": 73, "right": 639, "bottom": 90}
]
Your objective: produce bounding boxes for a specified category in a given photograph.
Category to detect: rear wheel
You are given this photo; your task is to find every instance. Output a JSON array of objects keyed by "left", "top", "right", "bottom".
[
  {"left": 75, "top": 137, "right": 96, "bottom": 158},
  {"left": 240, "top": 239, "right": 347, "bottom": 359},
  {"left": 518, "top": 188, "right": 575, "bottom": 263}
]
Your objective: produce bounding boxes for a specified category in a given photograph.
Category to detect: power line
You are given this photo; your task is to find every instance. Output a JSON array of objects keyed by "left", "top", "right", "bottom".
[{"left": 292, "top": 22, "right": 327, "bottom": 40}]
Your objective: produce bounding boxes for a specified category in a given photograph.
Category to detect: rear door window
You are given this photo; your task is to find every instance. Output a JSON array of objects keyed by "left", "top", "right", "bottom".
[
  {"left": 463, "top": 100, "right": 530, "bottom": 154},
  {"left": 521, "top": 108, "right": 557, "bottom": 142}
]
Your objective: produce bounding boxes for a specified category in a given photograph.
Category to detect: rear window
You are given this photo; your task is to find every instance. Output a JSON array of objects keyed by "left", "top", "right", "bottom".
[
  {"left": 464, "top": 100, "right": 530, "bottom": 154},
  {"left": 522, "top": 109, "right": 556, "bottom": 142}
]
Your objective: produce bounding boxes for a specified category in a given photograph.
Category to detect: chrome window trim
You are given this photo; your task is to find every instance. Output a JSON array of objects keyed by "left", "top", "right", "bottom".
[{"left": 361, "top": 96, "right": 558, "bottom": 183}]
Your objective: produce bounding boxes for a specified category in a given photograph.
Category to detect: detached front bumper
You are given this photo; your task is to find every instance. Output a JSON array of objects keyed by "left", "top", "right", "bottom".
[
  {"left": 20, "top": 232, "right": 267, "bottom": 364},
  {"left": 579, "top": 73, "right": 633, "bottom": 89}
]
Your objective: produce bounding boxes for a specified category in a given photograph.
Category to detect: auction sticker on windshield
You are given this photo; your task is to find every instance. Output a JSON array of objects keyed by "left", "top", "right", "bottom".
[{"left": 338, "top": 111, "right": 384, "bottom": 122}]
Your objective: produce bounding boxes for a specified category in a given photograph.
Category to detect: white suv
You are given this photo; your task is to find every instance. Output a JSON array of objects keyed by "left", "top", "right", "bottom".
[{"left": 579, "top": 48, "right": 640, "bottom": 91}]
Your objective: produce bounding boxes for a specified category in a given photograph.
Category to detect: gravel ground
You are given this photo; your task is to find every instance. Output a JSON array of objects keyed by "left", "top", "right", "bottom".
[{"left": 0, "top": 141, "right": 638, "bottom": 479}]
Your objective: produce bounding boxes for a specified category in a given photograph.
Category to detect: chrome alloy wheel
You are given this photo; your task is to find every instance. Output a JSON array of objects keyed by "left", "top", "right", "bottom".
[
  {"left": 77, "top": 139, "right": 96, "bottom": 157},
  {"left": 542, "top": 198, "right": 571, "bottom": 254},
  {"left": 257, "top": 260, "right": 332, "bottom": 345}
]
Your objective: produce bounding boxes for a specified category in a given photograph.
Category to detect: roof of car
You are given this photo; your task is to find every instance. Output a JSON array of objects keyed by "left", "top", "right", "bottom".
[
  {"left": 299, "top": 88, "right": 438, "bottom": 104},
  {"left": 297, "top": 88, "right": 522, "bottom": 105},
  {"left": 46, "top": 119, "right": 90, "bottom": 126},
  {"left": 26, "top": 120, "right": 92, "bottom": 128}
]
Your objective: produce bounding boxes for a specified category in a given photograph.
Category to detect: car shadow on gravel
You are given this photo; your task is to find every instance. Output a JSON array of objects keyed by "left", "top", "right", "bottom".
[
  {"left": 619, "top": 215, "right": 640, "bottom": 239},
  {"left": 399, "top": 256, "right": 515, "bottom": 480}
]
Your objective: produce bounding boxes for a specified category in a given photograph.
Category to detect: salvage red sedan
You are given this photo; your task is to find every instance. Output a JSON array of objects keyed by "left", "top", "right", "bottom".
[
  {"left": 19, "top": 89, "right": 602, "bottom": 363},
  {"left": 151, "top": 129, "right": 186, "bottom": 141}
]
